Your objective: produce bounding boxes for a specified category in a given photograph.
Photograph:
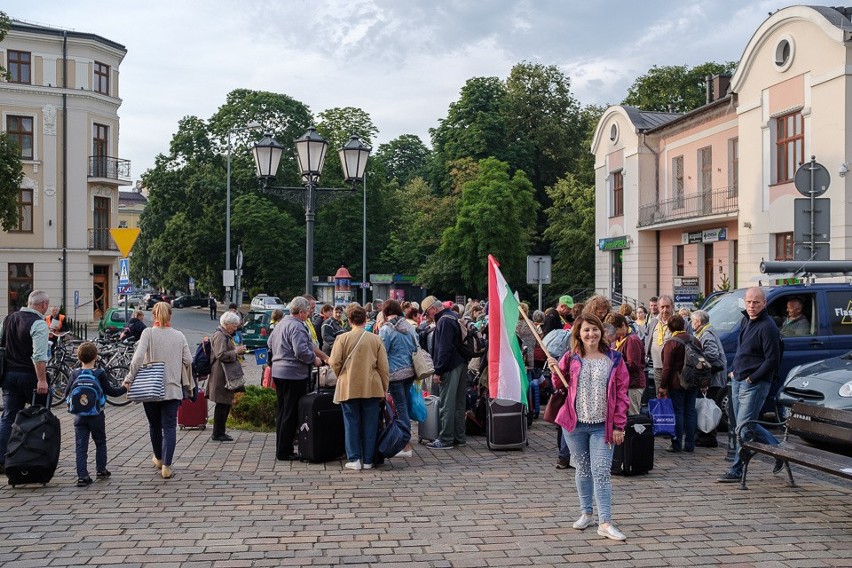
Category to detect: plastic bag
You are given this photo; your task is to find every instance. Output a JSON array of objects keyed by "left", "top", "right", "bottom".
[
  {"left": 648, "top": 397, "right": 676, "bottom": 437},
  {"left": 696, "top": 394, "right": 722, "bottom": 433},
  {"left": 408, "top": 380, "right": 427, "bottom": 422}
]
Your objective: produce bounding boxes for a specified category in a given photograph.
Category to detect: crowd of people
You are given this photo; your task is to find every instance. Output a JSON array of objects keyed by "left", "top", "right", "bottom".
[{"left": 0, "top": 286, "right": 786, "bottom": 544}]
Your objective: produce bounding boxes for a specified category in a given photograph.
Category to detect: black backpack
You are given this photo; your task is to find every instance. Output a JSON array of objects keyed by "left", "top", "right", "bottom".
[
  {"left": 458, "top": 320, "right": 486, "bottom": 360},
  {"left": 192, "top": 336, "right": 213, "bottom": 378},
  {"left": 671, "top": 335, "right": 712, "bottom": 389}
]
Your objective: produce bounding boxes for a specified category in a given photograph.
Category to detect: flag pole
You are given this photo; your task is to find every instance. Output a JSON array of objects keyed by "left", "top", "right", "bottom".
[{"left": 516, "top": 307, "right": 568, "bottom": 388}]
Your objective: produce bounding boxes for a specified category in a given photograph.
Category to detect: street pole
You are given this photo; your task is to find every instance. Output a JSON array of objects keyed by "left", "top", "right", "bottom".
[
  {"left": 226, "top": 133, "right": 232, "bottom": 305},
  {"left": 362, "top": 172, "right": 367, "bottom": 305},
  {"left": 305, "top": 181, "right": 316, "bottom": 296}
]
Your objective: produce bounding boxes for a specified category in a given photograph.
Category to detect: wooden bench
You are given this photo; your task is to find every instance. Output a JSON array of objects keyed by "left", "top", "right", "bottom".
[{"left": 738, "top": 402, "right": 852, "bottom": 490}]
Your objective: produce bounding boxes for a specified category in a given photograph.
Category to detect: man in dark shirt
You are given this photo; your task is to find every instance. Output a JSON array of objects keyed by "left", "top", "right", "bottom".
[
  {"left": 119, "top": 310, "right": 146, "bottom": 342},
  {"left": 717, "top": 287, "right": 783, "bottom": 482}
]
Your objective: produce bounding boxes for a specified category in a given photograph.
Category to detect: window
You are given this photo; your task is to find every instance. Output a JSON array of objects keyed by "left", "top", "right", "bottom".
[
  {"left": 9, "top": 189, "right": 33, "bottom": 233},
  {"left": 675, "top": 245, "right": 684, "bottom": 277},
  {"left": 8, "top": 263, "right": 33, "bottom": 313},
  {"left": 8, "top": 50, "right": 31, "bottom": 84},
  {"left": 699, "top": 147, "right": 712, "bottom": 192},
  {"left": 6, "top": 116, "right": 34, "bottom": 160},
  {"left": 94, "top": 61, "right": 109, "bottom": 95},
  {"left": 611, "top": 171, "right": 623, "bottom": 217},
  {"left": 775, "top": 232, "right": 794, "bottom": 261},
  {"left": 776, "top": 112, "right": 803, "bottom": 183},
  {"left": 673, "top": 155, "right": 684, "bottom": 208},
  {"left": 729, "top": 137, "right": 739, "bottom": 196},
  {"left": 92, "top": 123, "right": 109, "bottom": 176}
]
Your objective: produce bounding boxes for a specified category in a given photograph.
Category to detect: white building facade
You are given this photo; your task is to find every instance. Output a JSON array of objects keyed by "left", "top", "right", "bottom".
[{"left": 1, "top": 20, "right": 129, "bottom": 321}]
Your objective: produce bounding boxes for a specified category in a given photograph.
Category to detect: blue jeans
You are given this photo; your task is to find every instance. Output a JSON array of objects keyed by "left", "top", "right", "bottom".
[
  {"left": 341, "top": 398, "right": 381, "bottom": 465},
  {"left": 143, "top": 400, "right": 181, "bottom": 466},
  {"left": 528, "top": 369, "right": 542, "bottom": 416},
  {"left": 388, "top": 378, "right": 414, "bottom": 440},
  {"left": 729, "top": 378, "right": 779, "bottom": 476},
  {"left": 0, "top": 371, "right": 47, "bottom": 465},
  {"left": 669, "top": 388, "right": 699, "bottom": 451},
  {"left": 564, "top": 423, "right": 614, "bottom": 523},
  {"left": 75, "top": 413, "right": 107, "bottom": 478},
  {"left": 557, "top": 428, "right": 571, "bottom": 460}
]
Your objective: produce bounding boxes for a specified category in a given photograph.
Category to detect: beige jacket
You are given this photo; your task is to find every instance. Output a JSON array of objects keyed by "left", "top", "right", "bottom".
[
  {"left": 126, "top": 326, "right": 192, "bottom": 401},
  {"left": 329, "top": 329, "right": 389, "bottom": 402}
]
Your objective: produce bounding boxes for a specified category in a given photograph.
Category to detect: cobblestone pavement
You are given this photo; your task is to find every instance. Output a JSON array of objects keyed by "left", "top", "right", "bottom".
[{"left": 0, "top": 366, "right": 849, "bottom": 567}]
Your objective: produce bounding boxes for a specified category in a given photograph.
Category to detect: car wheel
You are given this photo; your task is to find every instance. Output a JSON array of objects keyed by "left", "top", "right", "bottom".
[{"left": 715, "top": 384, "right": 732, "bottom": 433}]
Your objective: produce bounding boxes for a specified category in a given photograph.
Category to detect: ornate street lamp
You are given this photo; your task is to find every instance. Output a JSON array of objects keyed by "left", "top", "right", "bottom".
[{"left": 252, "top": 127, "right": 371, "bottom": 295}]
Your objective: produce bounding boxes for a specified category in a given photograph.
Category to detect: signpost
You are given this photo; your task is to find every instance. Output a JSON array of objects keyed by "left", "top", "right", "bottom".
[
  {"left": 793, "top": 157, "right": 831, "bottom": 261},
  {"left": 526, "top": 255, "right": 552, "bottom": 312},
  {"left": 673, "top": 277, "right": 700, "bottom": 310},
  {"left": 111, "top": 228, "right": 140, "bottom": 324},
  {"left": 74, "top": 290, "right": 79, "bottom": 323}
]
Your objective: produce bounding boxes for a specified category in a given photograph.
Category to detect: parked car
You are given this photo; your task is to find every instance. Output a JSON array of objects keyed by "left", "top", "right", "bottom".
[
  {"left": 98, "top": 307, "right": 129, "bottom": 337},
  {"left": 139, "top": 293, "right": 163, "bottom": 310},
  {"left": 250, "top": 294, "right": 286, "bottom": 311},
  {"left": 171, "top": 294, "right": 208, "bottom": 308},
  {"left": 117, "top": 293, "right": 143, "bottom": 307},
  {"left": 242, "top": 309, "right": 289, "bottom": 349},
  {"left": 704, "top": 282, "right": 852, "bottom": 430},
  {"left": 779, "top": 352, "right": 852, "bottom": 415}
]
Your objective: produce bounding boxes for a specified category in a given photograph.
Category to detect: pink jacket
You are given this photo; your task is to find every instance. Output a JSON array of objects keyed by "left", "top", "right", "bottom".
[{"left": 551, "top": 349, "right": 630, "bottom": 444}]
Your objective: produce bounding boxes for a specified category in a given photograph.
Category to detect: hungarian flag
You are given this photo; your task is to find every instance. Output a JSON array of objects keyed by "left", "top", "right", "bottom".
[{"left": 487, "top": 255, "right": 529, "bottom": 407}]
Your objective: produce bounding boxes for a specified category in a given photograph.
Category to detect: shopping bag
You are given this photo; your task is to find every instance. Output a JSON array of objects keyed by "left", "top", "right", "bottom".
[
  {"left": 408, "top": 380, "right": 427, "bottom": 422},
  {"left": 696, "top": 394, "right": 722, "bottom": 433},
  {"left": 648, "top": 397, "right": 676, "bottom": 437}
]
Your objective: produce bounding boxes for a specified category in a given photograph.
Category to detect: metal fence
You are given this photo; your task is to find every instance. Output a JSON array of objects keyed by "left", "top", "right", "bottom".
[{"left": 638, "top": 187, "right": 738, "bottom": 227}]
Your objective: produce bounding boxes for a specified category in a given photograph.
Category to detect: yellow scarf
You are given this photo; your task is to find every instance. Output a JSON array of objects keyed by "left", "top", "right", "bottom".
[
  {"left": 695, "top": 323, "right": 710, "bottom": 338},
  {"left": 656, "top": 322, "right": 669, "bottom": 345},
  {"left": 614, "top": 329, "right": 632, "bottom": 351},
  {"left": 671, "top": 330, "right": 686, "bottom": 338}
]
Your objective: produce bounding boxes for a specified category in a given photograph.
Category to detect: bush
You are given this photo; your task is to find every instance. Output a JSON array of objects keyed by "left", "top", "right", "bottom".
[{"left": 228, "top": 385, "right": 276, "bottom": 431}]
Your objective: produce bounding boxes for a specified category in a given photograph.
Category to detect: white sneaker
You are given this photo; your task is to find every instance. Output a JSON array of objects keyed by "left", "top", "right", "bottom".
[
  {"left": 362, "top": 463, "right": 374, "bottom": 470},
  {"left": 572, "top": 513, "right": 594, "bottom": 530},
  {"left": 394, "top": 450, "right": 413, "bottom": 458},
  {"left": 597, "top": 523, "right": 626, "bottom": 541},
  {"left": 344, "top": 460, "right": 362, "bottom": 470}
]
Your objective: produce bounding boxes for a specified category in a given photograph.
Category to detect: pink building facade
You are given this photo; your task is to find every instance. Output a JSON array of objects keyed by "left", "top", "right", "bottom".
[{"left": 591, "top": 5, "right": 852, "bottom": 308}]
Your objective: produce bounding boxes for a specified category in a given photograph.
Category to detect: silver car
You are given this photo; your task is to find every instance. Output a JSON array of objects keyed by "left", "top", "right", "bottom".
[{"left": 778, "top": 352, "right": 852, "bottom": 417}]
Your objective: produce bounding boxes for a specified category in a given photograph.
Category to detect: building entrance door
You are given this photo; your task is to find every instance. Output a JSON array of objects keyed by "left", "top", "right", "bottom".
[
  {"left": 704, "top": 244, "right": 714, "bottom": 297},
  {"left": 611, "top": 251, "right": 623, "bottom": 300},
  {"left": 93, "top": 265, "right": 110, "bottom": 320}
]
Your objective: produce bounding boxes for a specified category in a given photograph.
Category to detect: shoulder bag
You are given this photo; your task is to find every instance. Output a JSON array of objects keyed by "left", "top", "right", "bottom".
[
  {"left": 128, "top": 333, "right": 166, "bottom": 402},
  {"left": 411, "top": 346, "right": 434, "bottom": 381},
  {"left": 377, "top": 396, "right": 412, "bottom": 458}
]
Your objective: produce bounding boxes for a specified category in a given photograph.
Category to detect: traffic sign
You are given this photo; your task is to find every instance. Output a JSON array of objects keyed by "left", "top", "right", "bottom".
[
  {"left": 526, "top": 255, "right": 552, "bottom": 284},
  {"left": 117, "top": 284, "right": 134, "bottom": 295},
  {"left": 119, "top": 258, "right": 130, "bottom": 285},
  {"left": 794, "top": 159, "right": 830, "bottom": 197},
  {"left": 674, "top": 294, "right": 697, "bottom": 303},
  {"left": 109, "top": 228, "right": 141, "bottom": 257},
  {"left": 74, "top": 290, "right": 79, "bottom": 309}
]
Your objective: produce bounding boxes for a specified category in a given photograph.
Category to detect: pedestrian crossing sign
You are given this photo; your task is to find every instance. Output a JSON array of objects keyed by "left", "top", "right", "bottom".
[{"left": 119, "top": 258, "right": 130, "bottom": 285}]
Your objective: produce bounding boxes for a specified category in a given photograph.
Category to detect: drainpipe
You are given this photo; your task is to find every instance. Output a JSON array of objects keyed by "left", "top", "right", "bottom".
[
  {"left": 640, "top": 133, "right": 661, "bottom": 295},
  {"left": 62, "top": 31, "right": 68, "bottom": 311}
]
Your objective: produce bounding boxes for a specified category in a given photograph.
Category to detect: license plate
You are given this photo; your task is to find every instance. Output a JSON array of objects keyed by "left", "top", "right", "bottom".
[{"left": 245, "top": 330, "right": 255, "bottom": 334}]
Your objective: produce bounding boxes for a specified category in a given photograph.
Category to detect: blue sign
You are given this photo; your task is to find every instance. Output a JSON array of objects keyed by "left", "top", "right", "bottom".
[
  {"left": 74, "top": 290, "right": 79, "bottom": 308},
  {"left": 674, "top": 294, "right": 697, "bottom": 302},
  {"left": 117, "top": 284, "right": 134, "bottom": 295},
  {"left": 119, "top": 258, "right": 130, "bottom": 286}
]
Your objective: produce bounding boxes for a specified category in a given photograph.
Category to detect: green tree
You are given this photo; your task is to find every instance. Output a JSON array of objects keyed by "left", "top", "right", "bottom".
[
  {"left": 623, "top": 62, "right": 737, "bottom": 113},
  {"left": 374, "top": 134, "right": 430, "bottom": 186},
  {"left": 543, "top": 174, "right": 596, "bottom": 297},
  {"left": 426, "top": 158, "right": 537, "bottom": 297}
]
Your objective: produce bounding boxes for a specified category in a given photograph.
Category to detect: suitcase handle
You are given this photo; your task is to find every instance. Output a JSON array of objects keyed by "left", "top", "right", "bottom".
[{"left": 32, "top": 388, "right": 52, "bottom": 408}]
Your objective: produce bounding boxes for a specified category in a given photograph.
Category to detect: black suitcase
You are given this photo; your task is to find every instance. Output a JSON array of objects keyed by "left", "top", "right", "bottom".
[
  {"left": 297, "top": 389, "right": 345, "bottom": 463},
  {"left": 486, "top": 398, "right": 527, "bottom": 450},
  {"left": 5, "top": 392, "right": 61, "bottom": 487},
  {"left": 611, "top": 414, "right": 654, "bottom": 475}
]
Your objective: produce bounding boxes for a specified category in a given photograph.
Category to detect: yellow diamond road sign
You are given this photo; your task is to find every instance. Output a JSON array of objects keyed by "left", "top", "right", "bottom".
[{"left": 109, "top": 228, "right": 141, "bottom": 257}]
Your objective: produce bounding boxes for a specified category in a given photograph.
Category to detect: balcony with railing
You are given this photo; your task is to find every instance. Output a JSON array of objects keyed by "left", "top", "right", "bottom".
[
  {"left": 88, "top": 156, "right": 131, "bottom": 184},
  {"left": 88, "top": 228, "right": 118, "bottom": 252},
  {"left": 638, "top": 187, "right": 738, "bottom": 228}
]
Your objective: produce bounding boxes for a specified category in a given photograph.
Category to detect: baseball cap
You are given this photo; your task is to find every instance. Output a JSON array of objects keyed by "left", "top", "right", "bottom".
[{"left": 558, "top": 295, "right": 574, "bottom": 308}]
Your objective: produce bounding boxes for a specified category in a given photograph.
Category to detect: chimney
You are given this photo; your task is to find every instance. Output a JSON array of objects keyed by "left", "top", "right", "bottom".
[
  {"left": 712, "top": 74, "right": 732, "bottom": 102},
  {"left": 706, "top": 75, "right": 713, "bottom": 105}
]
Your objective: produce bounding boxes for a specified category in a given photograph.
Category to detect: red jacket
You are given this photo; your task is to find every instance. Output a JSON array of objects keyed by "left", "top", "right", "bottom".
[{"left": 615, "top": 332, "right": 645, "bottom": 389}]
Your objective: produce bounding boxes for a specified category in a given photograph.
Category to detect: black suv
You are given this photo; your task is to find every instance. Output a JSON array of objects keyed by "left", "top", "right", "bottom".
[{"left": 172, "top": 294, "right": 208, "bottom": 308}]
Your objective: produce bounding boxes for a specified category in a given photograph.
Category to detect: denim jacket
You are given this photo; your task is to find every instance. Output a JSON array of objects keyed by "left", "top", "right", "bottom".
[{"left": 378, "top": 316, "right": 417, "bottom": 381}]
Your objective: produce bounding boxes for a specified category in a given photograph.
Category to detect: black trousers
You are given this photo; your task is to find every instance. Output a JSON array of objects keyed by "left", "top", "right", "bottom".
[
  {"left": 274, "top": 378, "right": 309, "bottom": 459},
  {"left": 212, "top": 402, "right": 231, "bottom": 437}
]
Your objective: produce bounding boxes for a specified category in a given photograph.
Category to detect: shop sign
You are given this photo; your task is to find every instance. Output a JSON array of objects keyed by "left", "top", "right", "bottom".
[
  {"left": 598, "top": 235, "right": 630, "bottom": 251},
  {"left": 702, "top": 228, "right": 727, "bottom": 242}
]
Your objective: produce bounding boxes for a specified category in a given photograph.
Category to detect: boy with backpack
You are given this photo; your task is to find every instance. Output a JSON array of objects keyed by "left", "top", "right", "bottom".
[{"left": 66, "top": 342, "right": 127, "bottom": 487}]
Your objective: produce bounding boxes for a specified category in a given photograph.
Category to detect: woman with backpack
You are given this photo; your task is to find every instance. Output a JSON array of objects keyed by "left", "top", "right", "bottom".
[{"left": 658, "top": 314, "right": 700, "bottom": 454}]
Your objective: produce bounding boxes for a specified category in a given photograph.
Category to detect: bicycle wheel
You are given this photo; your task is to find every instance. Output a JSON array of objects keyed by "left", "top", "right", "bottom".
[
  {"left": 47, "top": 365, "right": 70, "bottom": 408},
  {"left": 105, "top": 364, "right": 131, "bottom": 406}
]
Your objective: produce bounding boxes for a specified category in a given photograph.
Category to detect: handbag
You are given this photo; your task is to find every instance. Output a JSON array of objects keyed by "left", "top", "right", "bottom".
[
  {"left": 648, "top": 397, "right": 677, "bottom": 437},
  {"left": 411, "top": 347, "right": 434, "bottom": 381},
  {"left": 408, "top": 380, "right": 427, "bottom": 422},
  {"left": 377, "top": 397, "right": 411, "bottom": 458},
  {"left": 128, "top": 336, "right": 166, "bottom": 402},
  {"left": 542, "top": 388, "right": 567, "bottom": 424},
  {"left": 696, "top": 393, "right": 723, "bottom": 433},
  {"left": 318, "top": 365, "right": 338, "bottom": 388},
  {"left": 221, "top": 359, "right": 246, "bottom": 392},
  {"left": 262, "top": 365, "right": 273, "bottom": 389}
]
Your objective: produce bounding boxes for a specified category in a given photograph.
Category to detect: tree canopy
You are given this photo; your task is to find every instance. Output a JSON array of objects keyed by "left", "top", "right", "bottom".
[{"left": 622, "top": 62, "right": 738, "bottom": 113}]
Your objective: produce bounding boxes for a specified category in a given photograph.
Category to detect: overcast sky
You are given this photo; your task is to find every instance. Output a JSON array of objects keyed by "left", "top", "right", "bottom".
[{"left": 4, "top": 1, "right": 841, "bottom": 180}]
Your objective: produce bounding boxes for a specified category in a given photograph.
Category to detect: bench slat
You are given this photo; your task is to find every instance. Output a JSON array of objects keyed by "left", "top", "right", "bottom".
[
  {"left": 744, "top": 441, "right": 852, "bottom": 479},
  {"left": 791, "top": 402, "right": 852, "bottom": 428},
  {"left": 788, "top": 417, "right": 852, "bottom": 444}
]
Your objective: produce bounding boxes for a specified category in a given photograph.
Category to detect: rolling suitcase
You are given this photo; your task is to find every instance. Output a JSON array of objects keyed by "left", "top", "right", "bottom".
[
  {"left": 178, "top": 388, "right": 208, "bottom": 429},
  {"left": 5, "top": 392, "right": 61, "bottom": 487},
  {"left": 486, "top": 398, "right": 527, "bottom": 450},
  {"left": 418, "top": 395, "right": 441, "bottom": 443},
  {"left": 611, "top": 414, "right": 654, "bottom": 475},
  {"left": 297, "top": 389, "right": 345, "bottom": 463}
]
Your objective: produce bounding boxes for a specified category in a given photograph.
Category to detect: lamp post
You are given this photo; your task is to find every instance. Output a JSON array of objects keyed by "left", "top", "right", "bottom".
[
  {"left": 226, "top": 122, "right": 261, "bottom": 305},
  {"left": 252, "top": 128, "right": 371, "bottom": 295}
]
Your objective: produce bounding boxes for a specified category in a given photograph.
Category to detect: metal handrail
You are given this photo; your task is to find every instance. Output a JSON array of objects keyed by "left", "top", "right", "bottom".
[
  {"left": 638, "top": 187, "right": 738, "bottom": 227},
  {"left": 88, "top": 156, "right": 131, "bottom": 181},
  {"left": 88, "top": 228, "right": 118, "bottom": 251}
]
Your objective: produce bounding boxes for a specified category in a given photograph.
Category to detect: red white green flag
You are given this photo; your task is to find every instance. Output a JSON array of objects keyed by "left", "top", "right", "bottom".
[{"left": 487, "top": 255, "right": 529, "bottom": 407}]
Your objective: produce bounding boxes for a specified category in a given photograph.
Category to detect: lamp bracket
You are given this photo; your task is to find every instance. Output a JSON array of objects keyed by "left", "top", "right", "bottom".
[{"left": 260, "top": 182, "right": 357, "bottom": 208}]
